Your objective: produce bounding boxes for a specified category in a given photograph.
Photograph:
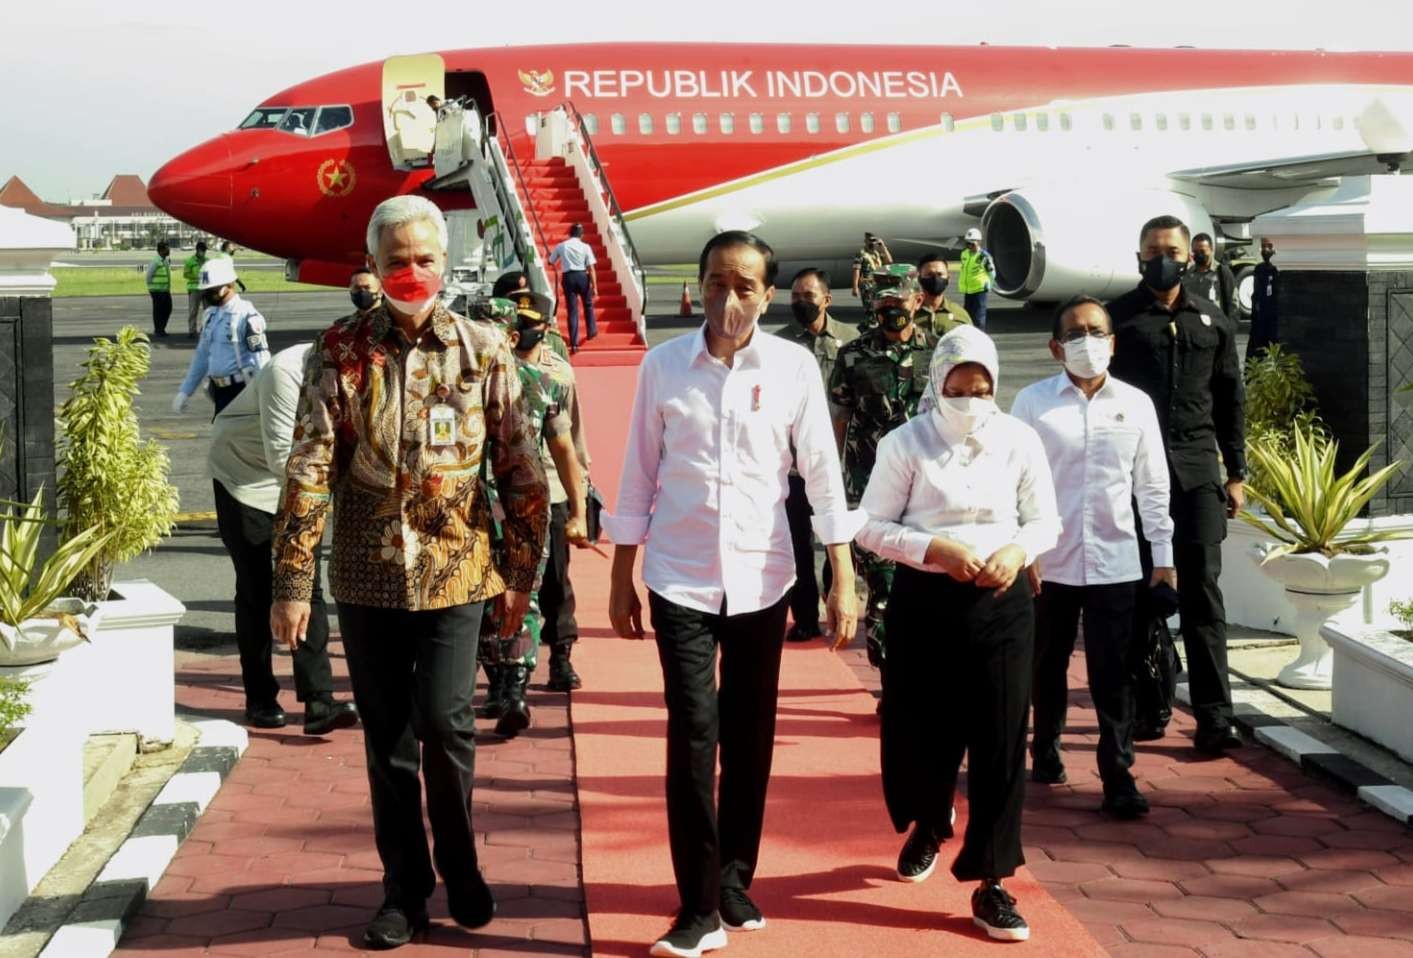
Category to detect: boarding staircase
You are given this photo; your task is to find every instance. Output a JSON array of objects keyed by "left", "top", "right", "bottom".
[{"left": 421, "top": 100, "right": 647, "bottom": 366}]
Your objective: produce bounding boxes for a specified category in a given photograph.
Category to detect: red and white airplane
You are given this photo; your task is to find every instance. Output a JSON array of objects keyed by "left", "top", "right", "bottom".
[{"left": 150, "top": 42, "right": 1413, "bottom": 306}]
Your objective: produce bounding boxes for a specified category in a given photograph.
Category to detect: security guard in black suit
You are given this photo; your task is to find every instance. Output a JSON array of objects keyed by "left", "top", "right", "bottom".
[{"left": 1108, "top": 214, "right": 1247, "bottom": 756}]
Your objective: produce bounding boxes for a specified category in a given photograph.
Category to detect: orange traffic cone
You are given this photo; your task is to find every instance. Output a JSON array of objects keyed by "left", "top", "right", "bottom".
[{"left": 679, "top": 280, "right": 693, "bottom": 317}]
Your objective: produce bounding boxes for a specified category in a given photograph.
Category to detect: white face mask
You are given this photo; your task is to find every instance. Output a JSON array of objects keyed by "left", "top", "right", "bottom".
[
  {"left": 1062, "top": 335, "right": 1112, "bottom": 380},
  {"left": 935, "top": 395, "right": 996, "bottom": 434}
]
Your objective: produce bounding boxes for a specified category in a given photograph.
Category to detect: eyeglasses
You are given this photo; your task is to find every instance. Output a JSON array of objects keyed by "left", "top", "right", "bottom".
[{"left": 1057, "top": 329, "right": 1112, "bottom": 344}]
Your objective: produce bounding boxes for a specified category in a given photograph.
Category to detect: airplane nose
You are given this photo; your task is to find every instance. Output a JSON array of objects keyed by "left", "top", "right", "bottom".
[{"left": 149, "top": 136, "right": 234, "bottom": 231}]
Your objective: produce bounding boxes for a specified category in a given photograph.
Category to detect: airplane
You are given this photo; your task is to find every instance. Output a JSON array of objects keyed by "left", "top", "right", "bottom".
[{"left": 148, "top": 42, "right": 1413, "bottom": 357}]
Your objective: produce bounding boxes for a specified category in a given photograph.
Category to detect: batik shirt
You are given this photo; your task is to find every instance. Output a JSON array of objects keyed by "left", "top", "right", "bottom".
[{"left": 272, "top": 303, "right": 549, "bottom": 610}]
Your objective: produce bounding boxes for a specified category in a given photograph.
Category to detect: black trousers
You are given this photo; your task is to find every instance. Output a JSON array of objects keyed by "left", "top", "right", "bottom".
[
  {"left": 339, "top": 600, "right": 482, "bottom": 906},
  {"left": 783, "top": 473, "right": 821, "bottom": 631},
  {"left": 561, "top": 270, "right": 597, "bottom": 347},
  {"left": 1031, "top": 580, "right": 1139, "bottom": 790},
  {"left": 208, "top": 380, "right": 246, "bottom": 418},
  {"left": 882, "top": 566, "right": 1032, "bottom": 882},
  {"left": 1136, "top": 482, "right": 1233, "bottom": 729},
  {"left": 149, "top": 290, "right": 172, "bottom": 335},
  {"left": 212, "top": 480, "right": 334, "bottom": 707},
  {"left": 648, "top": 591, "right": 789, "bottom": 920},
  {"left": 538, "top": 501, "right": 579, "bottom": 650}
]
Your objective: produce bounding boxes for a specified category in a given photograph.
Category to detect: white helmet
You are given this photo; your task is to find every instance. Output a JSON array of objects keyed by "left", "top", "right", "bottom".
[
  {"left": 963, "top": 227, "right": 983, "bottom": 243},
  {"left": 198, "top": 256, "right": 239, "bottom": 290}
]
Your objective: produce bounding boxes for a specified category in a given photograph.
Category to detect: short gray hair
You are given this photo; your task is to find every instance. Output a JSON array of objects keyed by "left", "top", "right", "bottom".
[{"left": 365, "top": 194, "right": 449, "bottom": 256}]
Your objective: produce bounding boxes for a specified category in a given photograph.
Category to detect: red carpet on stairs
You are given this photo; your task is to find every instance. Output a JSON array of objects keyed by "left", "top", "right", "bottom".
[{"left": 566, "top": 360, "right": 1104, "bottom": 954}]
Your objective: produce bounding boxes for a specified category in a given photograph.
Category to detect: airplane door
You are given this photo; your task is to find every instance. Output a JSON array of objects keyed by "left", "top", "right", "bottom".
[{"left": 382, "top": 54, "right": 446, "bottom": 171}]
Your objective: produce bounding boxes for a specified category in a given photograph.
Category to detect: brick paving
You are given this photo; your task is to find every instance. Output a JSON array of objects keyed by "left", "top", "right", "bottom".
[{"left": 113, "top": 638, "right": 1413, "bottom": 957}]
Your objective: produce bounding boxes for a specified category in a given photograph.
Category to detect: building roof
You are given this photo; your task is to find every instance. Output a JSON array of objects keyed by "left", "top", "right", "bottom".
[
  {"left": 0, "top": 175, "right": 44, "bottom": 211},
  {"left": 101, "top": 175, "right": 151, "bottom": 207},
  {"left": 1, "top": 174, "right": 167, "bottom": 222}
]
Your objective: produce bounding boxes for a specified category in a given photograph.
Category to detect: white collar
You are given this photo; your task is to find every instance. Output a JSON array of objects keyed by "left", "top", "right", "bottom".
[{"left": 690, "top": 323, "right": 763, "bottom": 371}]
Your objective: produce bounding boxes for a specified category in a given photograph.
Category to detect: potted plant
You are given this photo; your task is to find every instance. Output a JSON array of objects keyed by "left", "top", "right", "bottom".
[
  {"left": 1240, "top": 427, "right": 1407, "bottom": 689},
  {"left": 1241, "top": 344, "right": 1328, "bottom": 500},
  {"left": 54, "top": 326, "right": 179, "bottom": 601}
]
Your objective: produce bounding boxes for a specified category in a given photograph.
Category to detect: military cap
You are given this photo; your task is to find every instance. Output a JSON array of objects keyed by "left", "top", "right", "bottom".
[
  {"left": 872, "top": 275, "right": 921, "bottom": 302},
  {"left": 505, "top": 288, "right": 555, "bottom": 322}
]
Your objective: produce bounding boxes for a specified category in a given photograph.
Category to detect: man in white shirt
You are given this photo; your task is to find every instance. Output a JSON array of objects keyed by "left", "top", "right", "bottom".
[
  {"left": 1011, "top": 295, "right": 1176, "bottom": 820},
  {"left": 209, "top": 344, "right": 358, "bottom": 735},
  {"left": 605, "top": 231, "right": 863, "bottom": 958},
  {"left": 548, "top": 223, "right": 598, "bottom": 350}
]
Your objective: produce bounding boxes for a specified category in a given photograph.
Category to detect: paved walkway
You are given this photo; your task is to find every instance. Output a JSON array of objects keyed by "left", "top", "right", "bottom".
[{"left": 115, "top": 638, "right": 1413, "bottom": 957}]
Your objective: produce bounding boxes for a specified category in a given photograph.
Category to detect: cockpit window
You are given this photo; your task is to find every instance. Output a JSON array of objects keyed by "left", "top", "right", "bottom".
[
  {"left": 239, "top": 107, "right": 288, "bottom": 129},
  {"left": 278, "top": 107, "right": 319, "bottom": 136},
  {"left": 314, "top": 105, "right": 354, "bottom": 135}
]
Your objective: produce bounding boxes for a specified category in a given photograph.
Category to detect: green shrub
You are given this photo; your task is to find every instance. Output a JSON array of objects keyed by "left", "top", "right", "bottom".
[
  {"left": 1244, "top": 344, "right": 1329, "bottom": 499},
  {"left": 0, "top": 675, "right": 31, "bottom": 739}
]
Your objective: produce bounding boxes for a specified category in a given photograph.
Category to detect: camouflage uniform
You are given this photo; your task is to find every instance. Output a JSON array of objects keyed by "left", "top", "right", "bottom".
[
  {"left": 829, "top": 303, "right": 934, "bottom": 666},
  {"left": 854, "top": 245, "right": 886, "bottom": 313},
  {"left": 859, "top": 263, "right": 918, "bottom": 334}
]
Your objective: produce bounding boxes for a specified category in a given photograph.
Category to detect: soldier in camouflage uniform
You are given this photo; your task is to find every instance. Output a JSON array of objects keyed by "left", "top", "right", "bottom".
[
  {"left": 859, "top": 262, "right": 919, "bottom": 334},
  {"left": 851, "top": 232, "right": 892, "bottom": 313},
  {"left": 829, "top": 276, "right": 934, "bottom": 669},
  {"left": 478, "top": 299, "right": 587, "bottom": 737}
]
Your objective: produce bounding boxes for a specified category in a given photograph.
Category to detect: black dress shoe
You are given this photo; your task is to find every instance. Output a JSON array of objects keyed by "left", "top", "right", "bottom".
[
  {"left": 896, "top": 821, "right": 941, "bottom": 882},
  {"left": 786, "top": 623, "right": 822, "bottom": 643},
  {"left": 1030, "top": 750, "right": 1067, "bottom": 784},
  {"left": 446, "top": 871, "right": 495, "bottom": 929},
  {"left": 1194, "top": 724, "right": 1243, "bottom": 755},
  {"left": 244, "top": 703, "right": 287, "bottom": 729},
  {"left": 363, "top": 899, "right": 429, "bottom": 949},
  {"left": 303, "top": 697, "right": 359, "bottom": 736},
  {"left": 1133, "top": 721, "right": 1168, "bottom": 742},
  {"left": 547, "top": 648, "right": 582, "bottom": 691},
  {"left": 1101, "top": 788, "right": 1151, "bottom": 820}
]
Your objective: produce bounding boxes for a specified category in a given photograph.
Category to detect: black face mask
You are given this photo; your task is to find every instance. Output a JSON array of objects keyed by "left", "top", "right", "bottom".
[
  {"left": 1262, "top": 250, "right": 1275, "bottom": 262},
  {"left": 515, "top": 327, "right": 547, "bottom": 353},
  {"left": 1140, "top": 255, "right": 1187, "bottom": 292},
  {"left": 351, "top": 289, "right": 377, "bottom": 310},
  {"left": 790, "top": 301, "right": 821, "bottom": 327},
  {"left": 203, "top": 287, "right": 226, "bottom": 307},
  {"left": 1193, "top": 251, "right": 1210, "bottom": 268},
  {"left": 919, "top": 275, "right": 949, "bottom": 296},
  {"left": 878, "top": 306, "right": 912, "bottom": 333}
]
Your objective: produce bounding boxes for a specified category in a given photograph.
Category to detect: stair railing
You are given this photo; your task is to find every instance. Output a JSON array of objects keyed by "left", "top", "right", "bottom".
[
  {"left": 555, "top": 100, "right": 649, "bottom": 339},
  {"left": 481, "top": 111, "right": 557, "bottom": 310}
]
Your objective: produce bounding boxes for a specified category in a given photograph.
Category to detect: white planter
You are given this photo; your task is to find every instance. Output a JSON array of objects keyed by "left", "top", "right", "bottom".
[
  {"left": 0, "top": 599, "right": 101, "bottom": 668},
  {"left": 1322, "top": 623, "right": 1413, "bottom": 763},
  {"left": 83, "top": 581, "right": 185, "bottom": 747},
  {"left": 1250, "top": 545, "right": 1391, "bottom": 690}
]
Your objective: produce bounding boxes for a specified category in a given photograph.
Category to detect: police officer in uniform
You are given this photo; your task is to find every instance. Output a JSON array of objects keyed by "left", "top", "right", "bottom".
[
  {"left": 145, "top": 240, "right": 173, "bottom": 338},
  {"left": 830, "top": 277, "right": 934, "bottom": 671},
  {"left": 1249, "top": 238, "right": 1279, "bottom": 359},
  {"left": 1108, "top": 214, "right": 1246, "bottom": 756},
  {"left": 1182, "top": 233, "right": 1236, "bottom": 319},
  {"left": 915, "top": 253, "right": 972, "bottom": 337},
  {"left": 851, "top": 232, "right": 892, "bottom": 311},
  {"left": 777, "top": 267, "right": 856, "bottom": 642},
  {"left": 172, "top": 256, "right": 270, "bottom": 417}
]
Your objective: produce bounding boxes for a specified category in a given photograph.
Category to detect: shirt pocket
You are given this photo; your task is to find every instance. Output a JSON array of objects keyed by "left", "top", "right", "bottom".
[{"left": 1090, "top": 421, "right": 1141, "bottom": 487}]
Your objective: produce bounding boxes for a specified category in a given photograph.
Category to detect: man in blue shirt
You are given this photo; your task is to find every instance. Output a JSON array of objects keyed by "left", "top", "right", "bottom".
[
  {"left": 173, "top": 256, "right": 271, "bottom": 417},
  {"left": 548, "top": 223, "right": 598, "bottom": 351}
]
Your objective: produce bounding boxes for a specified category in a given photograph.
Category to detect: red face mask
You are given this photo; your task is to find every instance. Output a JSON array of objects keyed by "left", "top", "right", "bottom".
[{"left": 379, "top": 264, "right": 443, "bottom": 312}]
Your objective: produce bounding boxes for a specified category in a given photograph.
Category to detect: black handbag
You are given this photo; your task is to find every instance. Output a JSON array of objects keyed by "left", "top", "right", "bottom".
[
  {"left": 1132, "top": 581, "right": 1182, "bottom": 741},
  {"left": 584, "top": 481, "right": 605, "bottom": 544}
]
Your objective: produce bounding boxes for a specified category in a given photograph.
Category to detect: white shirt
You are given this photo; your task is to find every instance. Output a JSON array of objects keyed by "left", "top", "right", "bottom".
[
  {"left": 208, "top": 345, "right": 311, "bottom": 514},
  {"left": 856, "top": 407, "right": 1061, "bottom": 573},
  {"left": 1011, "top": 372, "right": 1174, "bottom": 586},
  {"left": 603, "top": 325, "right": 865, "bottom": 615},
  {"left": 549, "top": 237, "right": 596, "bottom": 272}
]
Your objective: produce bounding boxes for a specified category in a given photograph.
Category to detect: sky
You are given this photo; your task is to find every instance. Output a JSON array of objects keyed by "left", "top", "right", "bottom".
[{"left": 2, "top": 0, "right": 1411, "bottom": 200}]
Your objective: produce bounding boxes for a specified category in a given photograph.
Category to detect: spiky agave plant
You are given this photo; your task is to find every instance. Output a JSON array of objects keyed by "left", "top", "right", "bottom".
[{"left": 0, "top": 486, "right": 111, "bottom": 637}]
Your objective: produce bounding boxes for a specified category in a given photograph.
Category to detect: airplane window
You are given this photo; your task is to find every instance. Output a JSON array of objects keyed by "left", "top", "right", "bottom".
[
  {"left": 639, "top": 113, "right": 653, "bottom": 134},
  {"left": 610, "top": 113, "right": 626, "bottom": 135},
  {"left": 720, "top": 113, "right": 735, "bottom": 134},
  {"left": 941, "top": 112, "right": 955, "bottom": 132},
  {"left": 887, "top": 112, "right": 901, "bottom": 133},
  {"left": 693, "top": 112, "right": 708, "bottom": 134},
  {"left": 806, "top": 112, "right": 820, "bottom": 134},
  {"left": 1035, "top": 112, "right": 1049, "bottom": 132},
  {"left": 835, "top": 112, "right": 850, "bottom": 133},
  {"left": 1291, "top": 113, "right": 1300, "bottom": 131},
  {"left": 860, "top": 112, "right": 875, "bottom": 134},
  {"left": 524, "top": 115, "right": 537, "bottom": 136},
  {"left": 1155, "top": 113, "right": 1168, "bottom": 131},
  {"left": 278, "top": 107, "right": 318, "bottom": 136},
  {"left": 1129, "top": 112, "right": 1142, "bottom": 131},
  {"left": 777, "top": 112, "right": 791, "bottom": 134},
  {"left": 314, "top": 105, "right": 353, "bottom": 135},
  {"left": 1201, "top": 113, "right": 1213, "bottom": 131},
  {"left": 583, "top": 113, "right": 599, "bottom": 135},
  {"left": 1102, "top": 113, "right": 1114, "bottom": 131},
  {"left": 1178, "top": 113, "right": 1192, "bottom": 131},
  {"left": 1011, "top": 113, "right": 1027, "bottom": 132},
  {"left": 238, "top": 106, "right": 288, "bottom": 130},
  {"left": 991, "top": 114, "right": 1004, "bottom": 132},
  {"left": 1058, "top": 112, "right": 1072, "bottom": 131},
  {"left": 1244, "top": 113, "right": 1256, "bottom": 131},
  {"left": 1332, "top": 115, "right": 1345, "bottom": 130},
  {"left": 1223, "top": 113, "right": 1235, "bottom": 131},
  {"left": 749, "top": 112, "right": 764, "bottom": 134},
  {"left": 666, "top": 112, "right": 682, "bottom": 135}
]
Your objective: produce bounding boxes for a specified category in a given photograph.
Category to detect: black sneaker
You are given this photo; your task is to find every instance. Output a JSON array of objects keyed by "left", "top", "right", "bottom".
[
  {"left": 971, "top": 881, "right": 1030, "bottom": 942},
  {"left": 446, "top": 871, "right": 496, "bottom": 929},
  {"left": 896, "top": 821, "right": 941, "bottom": 883},
  {"left": 303, "top": 697, "right": 359, "bottom": 736},
  {"left": 1030, "top": 750, "right": 1067, "bottom": 785},
  {"left": 1102, "top": 788, "right": 1151, "bottom": 820},
  {"left": 363, "top": 899, "right": 429, "bottom": 950},
  {"left": 244, "top": 702, "right": 286, "bottom": 729},
  {"left": 649, "top": 913, "right": 728, "bottom": 957},
  {"left": 720, "top": 887, "right": 765, "bottom": 931}
]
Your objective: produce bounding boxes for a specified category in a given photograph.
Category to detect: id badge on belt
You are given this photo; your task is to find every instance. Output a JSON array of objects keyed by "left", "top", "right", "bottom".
[{"left": 429, "top": 403, "right": 456, "bottom": 447}]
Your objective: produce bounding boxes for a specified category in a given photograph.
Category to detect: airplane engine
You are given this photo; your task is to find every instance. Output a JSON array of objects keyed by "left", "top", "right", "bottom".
[{"left": 980, "top": 187, "right": 1214, "bottom": 303}]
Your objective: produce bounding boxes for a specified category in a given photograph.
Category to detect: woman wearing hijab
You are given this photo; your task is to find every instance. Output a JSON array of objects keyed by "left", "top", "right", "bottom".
[{"left": 856, "top": 325, "right": 1060, "bottom": 942}]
